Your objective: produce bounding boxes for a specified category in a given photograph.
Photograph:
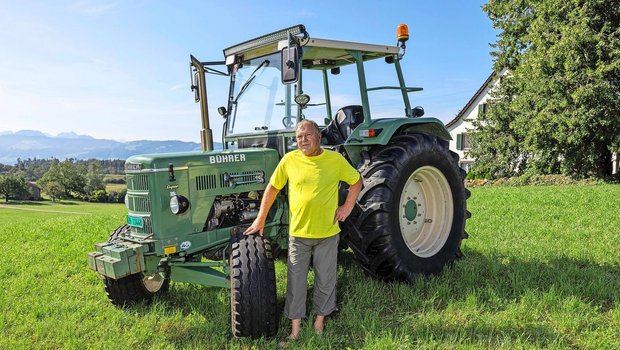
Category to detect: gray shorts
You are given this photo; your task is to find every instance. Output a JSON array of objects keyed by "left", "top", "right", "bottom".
[{"left": 283, "top": 234, "right": 340, "bottom": 320}]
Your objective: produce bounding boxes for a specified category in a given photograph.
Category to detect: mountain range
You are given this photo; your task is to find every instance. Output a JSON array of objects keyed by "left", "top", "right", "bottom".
[{"left": 0, "top": 130, "right": 215, "bottom": 165}]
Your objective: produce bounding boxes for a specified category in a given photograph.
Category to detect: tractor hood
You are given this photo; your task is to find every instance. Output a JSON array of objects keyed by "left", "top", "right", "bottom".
[{"left": 124, "top": 148, "right": 276, "bottom": 172}]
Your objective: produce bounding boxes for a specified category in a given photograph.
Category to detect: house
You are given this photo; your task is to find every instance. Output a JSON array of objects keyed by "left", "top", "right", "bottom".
[
  {"left": 16, "top": 182, "right": 42, "bottom": 201},
  {"left": 446, "top": 68, "right": 619, "bottom": 176},
  {"left": 446, "top": 70, "right": 505, "bottom": 172}
]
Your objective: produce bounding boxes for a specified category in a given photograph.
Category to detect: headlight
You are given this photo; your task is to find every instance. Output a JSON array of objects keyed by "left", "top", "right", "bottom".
[
  {"left": 124, "top": 194, "right": 130, "bottom": 209},
  {"left": 170, "top": 194, "right": 189, "bottom": 215}
]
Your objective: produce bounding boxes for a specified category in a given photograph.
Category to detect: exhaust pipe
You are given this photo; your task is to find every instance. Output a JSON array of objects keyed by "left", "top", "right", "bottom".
[{"left": 190, "top": 55, "right": 214, "bottom": 151}]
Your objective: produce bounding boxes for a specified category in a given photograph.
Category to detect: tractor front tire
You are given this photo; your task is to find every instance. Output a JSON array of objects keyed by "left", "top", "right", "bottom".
[
  {"left": 103, "top": 225, "right": 170, "bottom": 307},
  {"left": 230, "top": 234, "right": 278, "bottom": 339},
  {"left": 344, "top": 133, "right": 470, "bottom": 281},
  {"left": 104, "top": 272, "right": 170, "bottom": 307}
]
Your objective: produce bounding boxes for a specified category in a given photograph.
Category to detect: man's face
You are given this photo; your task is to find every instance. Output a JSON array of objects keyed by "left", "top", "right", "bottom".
[{"left": 295, "top": 123, "right": 321, "bottom": 156}]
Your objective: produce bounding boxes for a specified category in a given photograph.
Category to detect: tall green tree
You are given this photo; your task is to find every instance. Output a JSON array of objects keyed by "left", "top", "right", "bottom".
[
  {"left": 39, "top": 159, "right": 87, "bottom": 198},
  {"left": 85, "top": 162, "right": 106, "bottom": 199},
  {"left": 0, "top": 173, "right": 29, "bottom": 202},
  {"left": 40, "top": 181, "right": 63, "bottom": 202},
  {"left": 471, "top": 0, "right": 620, "bottom": 178}
]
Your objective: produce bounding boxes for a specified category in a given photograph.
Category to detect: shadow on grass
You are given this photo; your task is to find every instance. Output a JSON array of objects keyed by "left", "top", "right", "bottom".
[
  {"left": 57, "top": 201, "right": 79, "bottom": 205},
  {"left": 452, "top": 249, "right": 617, "bottom": 308},
  {"left": 332, "top": 249, "right": 619, "bottom": 348},
  {"left": 1, "top": 199, "right": 79, "bottom": 206},
  {"left": 338, "top": 249, "right": 618, "bottom": 309},
  {"left": 1, "top": 200, "right": 47, "bottom": 206}
]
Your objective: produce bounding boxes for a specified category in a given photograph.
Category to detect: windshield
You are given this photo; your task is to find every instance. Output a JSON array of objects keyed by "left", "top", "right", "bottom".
[
  {"left": 227, "top": 51, "right": 332, "bottom": 135},
  {"left": 228, "top": 52, "right": 288, "bottom": 134}
]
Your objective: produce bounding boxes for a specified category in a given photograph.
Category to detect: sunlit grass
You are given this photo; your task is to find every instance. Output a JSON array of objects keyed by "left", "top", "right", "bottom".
[
  {"left": 1, "top": 185, "right": 619, "bottom": 349},
  {"left": 105, "top": 183, "right": 126, "bottom": 193}
]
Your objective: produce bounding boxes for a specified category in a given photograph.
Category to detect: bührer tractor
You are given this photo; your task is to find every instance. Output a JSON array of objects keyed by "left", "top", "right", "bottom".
[{"left": 88, "top": 24, "right": 470, "bottom": 338}]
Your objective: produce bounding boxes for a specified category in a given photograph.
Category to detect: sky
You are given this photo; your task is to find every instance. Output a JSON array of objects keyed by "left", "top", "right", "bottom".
[{"left": 0, "top": 0, "right": 498, "bottom": 143}]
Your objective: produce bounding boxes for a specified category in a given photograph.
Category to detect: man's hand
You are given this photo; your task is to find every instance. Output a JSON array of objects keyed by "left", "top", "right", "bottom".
[
  {"left": 334, "top": 178, "right": 362, "bottom": 223},
  {"left": 243, "top": 218, "right": 265, "bottom": 236},
  {"left": 334, "top": 203, "right": 355, "bottom": 223},
  {"left": 243, "top": 184, "right": 280, "bottom": 236}
]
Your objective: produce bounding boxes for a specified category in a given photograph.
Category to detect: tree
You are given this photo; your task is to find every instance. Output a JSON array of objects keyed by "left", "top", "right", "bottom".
[
  {"left": 0, "top": 173, "right": 29, "bottom": 202},
  {"left": 60, "top": 159, "right": 87, "bottom": 197},
  {"left": 39, "top": 159, "right": 87, "bottom": 199},
  {"left": 85, "top": 162, "right": 106, "bottom": 197},
  {"left": 40, "top": 181, "right": 63, "bottom": 202},
  {"left": 473, "top": 0, "right": 620, "bottom": 179}
]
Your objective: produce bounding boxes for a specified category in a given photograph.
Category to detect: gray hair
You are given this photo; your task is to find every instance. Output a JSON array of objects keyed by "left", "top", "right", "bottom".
[{"left": 295, "top": 119, "right": 320, "bottom": 135}]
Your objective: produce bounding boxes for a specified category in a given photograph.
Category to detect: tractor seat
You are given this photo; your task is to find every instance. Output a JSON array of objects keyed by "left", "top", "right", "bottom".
[{"left": 321, "top": 105, "right": 364, "bottom": 145}]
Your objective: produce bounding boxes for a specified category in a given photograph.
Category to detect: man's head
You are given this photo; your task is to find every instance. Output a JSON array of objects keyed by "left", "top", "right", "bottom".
[{"left": 295, "top": 120, "right": 322, "bottom": 157}]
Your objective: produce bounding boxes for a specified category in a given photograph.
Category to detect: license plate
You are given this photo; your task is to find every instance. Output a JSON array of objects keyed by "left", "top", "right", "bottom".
[{"left": 127, "top": 215, "right": 144, "bottom": 228}]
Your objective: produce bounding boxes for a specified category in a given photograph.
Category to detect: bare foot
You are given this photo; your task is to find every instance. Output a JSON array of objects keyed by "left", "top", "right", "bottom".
[{"left": 314, "top": 315, "right": 325, "bottom": 334}]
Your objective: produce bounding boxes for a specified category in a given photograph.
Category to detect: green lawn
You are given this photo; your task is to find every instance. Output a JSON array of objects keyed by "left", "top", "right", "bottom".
[
  {"left": 105, "top": 183, "right": 126, "bottom": 193},
  {"left": 1, "top": 185, "right": 618, "bottom": 349}
]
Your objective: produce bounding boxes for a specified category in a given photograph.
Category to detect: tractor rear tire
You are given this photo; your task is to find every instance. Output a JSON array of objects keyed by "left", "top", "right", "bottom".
[
  {"left": 230, "top": 234, "right": 278, "bottom": 339},
  {"left": 344, "top": 133, "right": 470, "bottom": 281},
  {"left": 103, "top": 225, "right": 170, "bottom": 307}
]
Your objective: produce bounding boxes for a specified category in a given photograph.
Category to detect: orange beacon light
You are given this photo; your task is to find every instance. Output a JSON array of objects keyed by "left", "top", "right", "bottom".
[{"left": 397, "top": 24, "right": 409, "bottom": 44}]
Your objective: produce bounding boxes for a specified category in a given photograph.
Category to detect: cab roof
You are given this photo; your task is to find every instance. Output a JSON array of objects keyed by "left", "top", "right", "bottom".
[{"left": 222, "top": 24, "right": 399, "bottom": 68}]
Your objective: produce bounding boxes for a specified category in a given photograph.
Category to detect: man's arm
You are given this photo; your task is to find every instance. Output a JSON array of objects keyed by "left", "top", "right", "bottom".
[
  {"left": 243, "top": 183, "right": 280, "bottom": 236},
  {"left": 334, "top": 177, "right": 362, "bottom": 223}
]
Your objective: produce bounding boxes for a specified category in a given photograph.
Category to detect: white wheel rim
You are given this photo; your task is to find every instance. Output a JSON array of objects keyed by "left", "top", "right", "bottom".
[
  {"left": 142, "top": 272, "right": 165, "bottom": 293},
  {"left": 398, "top": 165, "right": 453, "bottom": 258}
]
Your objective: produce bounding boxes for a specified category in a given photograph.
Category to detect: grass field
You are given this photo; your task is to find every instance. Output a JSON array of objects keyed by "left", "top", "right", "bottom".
[
  {"left": 1, "top": 185, "right": 619, "bottom": 349},
  {"left": 105, "top": 183, "right": 126, "bottom": 193},
  {"left": 104, "top": 175, "right": 127, "bottom": 194}
]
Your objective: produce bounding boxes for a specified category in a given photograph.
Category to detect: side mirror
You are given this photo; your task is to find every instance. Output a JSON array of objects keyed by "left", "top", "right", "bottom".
[
  {"left": 412, "top": 106, "right": 425, "bottom": 118},
  {"left": 192, "top": 72, "right": 200, "bottom": 103},
  {"left": 281, "top": 46, "right": 299, "bottom": 84}
]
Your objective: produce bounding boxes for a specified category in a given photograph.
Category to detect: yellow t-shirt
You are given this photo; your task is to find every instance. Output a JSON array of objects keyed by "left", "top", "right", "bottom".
[{"left": 270, "top": 149, "right": 361, "bottom": 239}]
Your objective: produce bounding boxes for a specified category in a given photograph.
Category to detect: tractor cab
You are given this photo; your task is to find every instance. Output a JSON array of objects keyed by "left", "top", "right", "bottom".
[{"left": 190, "top": 24, "right": 438, "bottom": 163}]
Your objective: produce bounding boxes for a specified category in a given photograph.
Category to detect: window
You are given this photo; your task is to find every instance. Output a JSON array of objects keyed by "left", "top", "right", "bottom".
[
  {"left": 477, "top": 103, "right": 488, "bottom": 117},
  {"left": 456, "top": 133, "right": 471, "bottom": 150}
]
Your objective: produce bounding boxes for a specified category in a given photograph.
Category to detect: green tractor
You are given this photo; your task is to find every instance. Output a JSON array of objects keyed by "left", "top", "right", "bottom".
[{"left": 87, "top": 24, "right": 470, "bottom": 338}]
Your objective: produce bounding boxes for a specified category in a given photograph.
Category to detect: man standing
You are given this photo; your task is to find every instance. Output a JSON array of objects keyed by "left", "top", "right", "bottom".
[{"left": 244, "top": 119, "right": 362, "bottom": 340}]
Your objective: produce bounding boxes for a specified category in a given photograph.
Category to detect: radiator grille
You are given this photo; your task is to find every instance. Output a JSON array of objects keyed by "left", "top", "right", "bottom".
[
  {"left": 196, "top": 174, "right": 217, "bottom": 191},
  {"left": 128, "top": 174, "right": 149, "bottom": 191},
  {"left": 129, "top": 196, "right": 151, "bottom": 212}
]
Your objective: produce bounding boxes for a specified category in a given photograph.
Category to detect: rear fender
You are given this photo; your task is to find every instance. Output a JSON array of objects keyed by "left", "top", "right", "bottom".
[{"left": 343, "top": 117, "right": 451, "bottom": 165}]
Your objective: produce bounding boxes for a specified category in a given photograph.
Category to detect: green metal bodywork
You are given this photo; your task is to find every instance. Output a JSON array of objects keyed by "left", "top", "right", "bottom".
[
  {"left": 88, "top": 148, "right": 285, "bottom": 286},
  {"left": 343, "top": 117, "right": 451, "bottom": 165}
]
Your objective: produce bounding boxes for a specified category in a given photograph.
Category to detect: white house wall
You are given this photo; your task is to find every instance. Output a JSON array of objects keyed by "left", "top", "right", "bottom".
[{"left": 446, "top": 71, "right": 504, "bottom": 172}]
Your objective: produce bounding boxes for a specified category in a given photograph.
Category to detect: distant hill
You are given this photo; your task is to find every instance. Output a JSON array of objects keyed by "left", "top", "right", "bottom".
[{"left": 0, "top": 130, "right": 218, "bottom": 165}]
